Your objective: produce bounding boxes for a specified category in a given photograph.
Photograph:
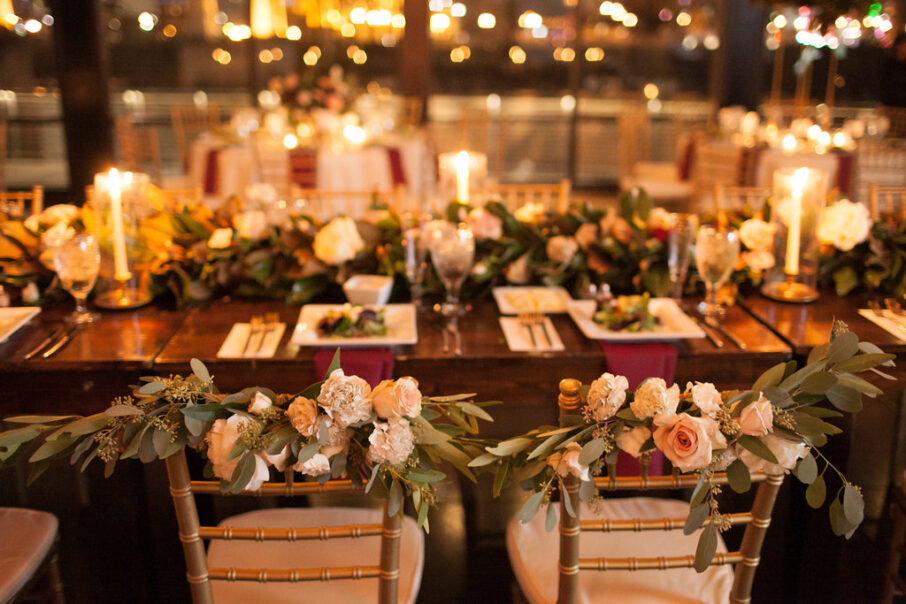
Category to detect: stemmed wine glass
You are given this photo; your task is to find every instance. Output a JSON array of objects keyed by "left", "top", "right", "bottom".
[
  {"left": 401, "top": 212, "right": 432, "bottom": 307},
  {"left": 667, "top": 213, "right": 699, "bottom": 300},
  {"left": 694, "top": 226, "right": 740, "bottom": 320},
  {"left": 53, "top": 234, "right": 101, "bottom": 324},
  {"left": 429, "top": 222, "right": 475, "bottom": 316}
]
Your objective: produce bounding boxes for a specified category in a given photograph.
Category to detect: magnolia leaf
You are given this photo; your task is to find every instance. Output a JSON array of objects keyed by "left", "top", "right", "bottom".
[
  {"left": 493, "top": 461, "right": 510, "bottom": 497},
  {"left": 324, "top": 348, "right": 342, "bottom": 379},
  {"left": 190, "top": 358, "right": 211, "bottom": 383},
  {"left": 579, "top": 479, "right": 597, "bottom": 503},
  {"left": 752, "top": 362, "right": 787, "bottom": 393},
  {"left": 684, "top": 503, "right": 710, "bottom": 536},
  {"left": 467, "top": 453, "right": 499, "bottom": 468},
  {"left": 518, "top": 491, "right": 545, "bottom": 523},
  {"left": 485, "top": 437, "right": 534, "bottom": 457},
  {"left": 832, "top": 265, "right": 858, "bottom": 296},
  {"left": 825, "top": 331, "right": 859, "bottom": 365},
  {"left": 545, "top": 502, "right": 558, "bottom": 532},
  {"left": 794, "top": 453, "right": 818, "bottom": 485},
  {"left": 455, "top": 402, "right": 494, "bottom": 422},
  {"left": 737, "top": 435, "right": 779, "bottom": 464},
  {"left": 694, "top": 523, "right": 718, "bottom": 573},
  {"left": 835, "top": 373, "right": 883, "bottom": 397},
  {"left": 578, "top": 438, "right": 607, "bottom": 465},
  {"left": 561, "top": 482, "right": 576, "bottom": 518},
  {"left": 806, "top": 474, "right": 827, "bottom": 509},
  {"left": 726, "top": 459, "right": 752, "bottom": 494},
  {"left": 800, "top": 371, "right": 838, "bottom": 395},
  {"left": 833, "top": 353, "right": 896, "bottom": 374},
  {"left": 843, "top": 484, "right": 865, "bottom": 526},
  {"left": 365, "top": 464, "right": 381, "bottom": 494},
  {"left": 138, "top": 381, "right": 165, "bottom": 395},
  {"left": 825, "top": 385, "right": 862, "bottom": 413}
]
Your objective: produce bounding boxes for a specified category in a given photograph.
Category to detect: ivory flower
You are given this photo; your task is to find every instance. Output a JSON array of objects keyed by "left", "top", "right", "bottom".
[
  {"left": 206, "top": 415, "right": 271, "bottom": 490},
  {"left": 246, "top": 455, "right": 271, "bottom": 491},
  {"left": 285, "top": 396, "right": 319, "bottom": 436},
  {"left": 741, "top": 249, "right": 775, "bottom": 272},
  {"left": 546, "top": 236, "right": 579, "bottom": 264},
  {"left": 320, "top": 419, "right": 354, "bottom": 458},
  {"left": 232, "top": 210, "right": 270, "bottom": 241},
  {"left": 737, "top": 434, "right": 807, "bottom": 475},
  {"left": 258, "top": 446, "right": 291, "bottom": 472},
  {"left": 818, "top": 199, "right": 872, "bottom": 252},
  {"left": 317, "top": 368, "right": 373, "bottom": 428},
  {"left": 587, "top": 373, "right": 629, "bottom": 422},
  {"left": 40, "top": 222, "right": 76, "bottom": 249},
  {"left": 547, "top": 442, "right": 591, "bottom": 481},
  {"left": 505, "top": 252, "right": 532, "bottom": 284},
  {"left": 371, "top": 378, "right": 422, "bottom": 419},
  {"left": 295, "top": 453, "right": 331, "bottom": 476},
  {"left": 466, "top": 208, "right": 503, "bottom": 240},
  {"left": 738, "top": 395, "right": 774, "bottom": 437},
  {"left": 616, "top": 425, "right": 652, "bottom": 458},
  {"left": 368, "top": 417, "right": 416, "bottom": 465},
  {"left": 514, "top": 202, "right": 545, "bottom": 224},
  {"left": 653, "top": 413, "right": 727, "bottom": 472},
  {"left": 574, "top": 223, "right": 599, "bottom": 251},
  {"left": 739, "top": 218, "right": 776, "bottom": 251},
  {"left": 646, "top": 207, "right": 677, "bottom": 232},
  {"left": 207, "top": 228, "right": 234, "bottom": 250},
  {"left": 248, "top": 391, "right": 273, "bottom": 415},
  {"left": 631, "top": 378, "right": 680, "bottom": 420},
  {"left": 313, "top": 217, "right": 365, "bottom": 265},
  {"left": 686, "top": 382, "right": 723, "bottom": 418}
]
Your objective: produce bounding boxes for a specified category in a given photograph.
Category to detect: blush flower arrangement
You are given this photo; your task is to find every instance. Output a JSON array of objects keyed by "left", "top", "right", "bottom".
[
  {"left": 0, "top": 353, "right": 496, "bottom": 530},
  {"left": 471, "top": 323, "right": 894, "bottom": 571}
]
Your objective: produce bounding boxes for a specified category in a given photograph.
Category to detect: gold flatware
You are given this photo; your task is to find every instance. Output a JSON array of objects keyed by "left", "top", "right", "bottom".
[
  {"left": 705, "top": 316, "right": 747, "bottom": 350},
  {"left": 535, "top": 312, "right": 554, "bottom": 349},
  {"left": 518, "top": 313, "right": 538, "bottom": 350},
  {"left": 42, "top": 324, "right": 79, "bottom": 359},
  {"left": 254, "top": 312, "right": 281, "bottom": 356},
  {"left": 243, "top": 315, "right": 264, "bottom": 357},
  {"left": 694, "top": 317, "right": 724, "bottom": 348},
  {"left": 24, "top": 325, "right": 63, "bottom": 360}
]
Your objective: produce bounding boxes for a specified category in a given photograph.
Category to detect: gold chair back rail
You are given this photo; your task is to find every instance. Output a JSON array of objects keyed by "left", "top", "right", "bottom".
[
  {"left": 592, "top": 471, "right": 768, "bottom": 491},
  {"left": 580, "top": 512, "right": 754, "bottom": 533},
  {"left": 197, "top": 523, "right": 382, "bottom": 541},
  {"left": 207, "top": 565, "right": 382, "bottom": 582},
  {"left": 188, "top": 479, "right": 360, "bottom": 496},
  {"left": 578, "top": 551, "right": 745, "bottom": 572}
]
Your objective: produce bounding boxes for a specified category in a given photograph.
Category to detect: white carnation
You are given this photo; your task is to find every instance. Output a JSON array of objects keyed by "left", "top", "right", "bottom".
[
  {"left": 587, "top": 373, "right": 629, "bottom": 422},
  {"left": 317, "top": 368, "right": 373, "bottom": 428},
  {"left": 739, "top": 217, "right": 776, "bottom": 251},
  {"left": 294, "top": 453, "right": 331, "bottom": 476},
  {"left": 631, "top": 378, "right": 680, "bottom": 420},
  {"left": 368, "top": 417, "right": 415, "bottom": 466},
  {"left": 313, "top": 216, "right": 365, "bottom": 265},
  {"left": 686, "top": 381, "right": 723, "bottom": 418},
  {"left": 818, "top": 199, "right": 872, "bottom": 252}
]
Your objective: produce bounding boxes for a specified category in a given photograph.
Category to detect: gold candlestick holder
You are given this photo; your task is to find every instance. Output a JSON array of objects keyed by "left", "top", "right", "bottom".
[
  {"left": 94, "top": 273, "right": 152, "bottom": 309},
  {"left": 761, "top": 274, "right": 820, "bottom": 303}
]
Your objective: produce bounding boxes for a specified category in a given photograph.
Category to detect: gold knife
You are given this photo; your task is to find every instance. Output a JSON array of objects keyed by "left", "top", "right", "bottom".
[
  {"left": 42, "top": 324, "right": 79, "bottom": 359},
  {"left": 23, "top": 326, "right": 63, "bottom": 360}
]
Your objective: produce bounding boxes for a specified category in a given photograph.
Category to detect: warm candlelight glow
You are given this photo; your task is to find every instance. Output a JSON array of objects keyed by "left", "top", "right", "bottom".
[
  {"left": 104, "top": 168, "right": 132, "bottom": 282},
  {"left": 784, "top": 167, "right": 809, "bottom": 276},
  {"left": 782, "top": 134, "right": 797, "bottom": 153},
  {"left": 455, "top": 150, "right": 470, "bottom": 203}
]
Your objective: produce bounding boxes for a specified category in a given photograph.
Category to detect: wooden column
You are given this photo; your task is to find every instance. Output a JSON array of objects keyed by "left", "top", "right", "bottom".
[
  {"left": 566, "top": 0, "right": 586, "bottom": 185},
  {"left": 399, "top": 0, "right": 429, "bottom": 121},
  {"left": 711, "top": 0, "right": 767, "bottom": 110},
  {"left": 48, "top": 0, "right": 115, "bottom": 198}
]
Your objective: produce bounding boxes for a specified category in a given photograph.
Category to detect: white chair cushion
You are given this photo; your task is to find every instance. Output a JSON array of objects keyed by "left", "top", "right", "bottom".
[
  {"left": 507, "top": 497, "right": 733, "bottom": 604},
  {"left": 0, "top": 507, "right": 58, "bottom": 602},
  {"left": 207, "top": 507, "right": 423, "bottom": 604},
  {"left": 620, "top": 175, "right": 693, "bottom": 202}
]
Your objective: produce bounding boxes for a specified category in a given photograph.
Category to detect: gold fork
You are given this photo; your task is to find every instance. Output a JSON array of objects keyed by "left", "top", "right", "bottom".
[
  {"left": 254, "top": 312, "right": 281, "bottom": 356},
  {"left": 243, "top": 315, "right": 264, "bottom": 357},
  {"left": 517, "top": 312, "right": 539, "bottom": 350}
]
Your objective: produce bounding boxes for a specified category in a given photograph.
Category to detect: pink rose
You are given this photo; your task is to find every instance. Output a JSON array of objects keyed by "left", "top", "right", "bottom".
[
  {"left": 286, "top": 396, "right": 319, "bottom": 436},
  {"left": 371, "top": 377, "right": 423, "bottom": 419},
  {"left": 466, "top": 208, "right": 503, "bottom": 240},
  {"left": 738, "top": 395, "right": 774, "bottom": 436},
  {"left": 574, "top": 223, "right": 599, "bottom": 251},
  {"left": 653, "top": 413, "right": 727, "bottom": 472}
]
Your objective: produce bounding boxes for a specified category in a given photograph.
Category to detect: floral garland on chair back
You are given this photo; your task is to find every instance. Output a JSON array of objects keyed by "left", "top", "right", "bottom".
[
  {"left": 0, "top": 352, "right": 496, "bottom": 528},
  {"left": 471, "top": 323, "right": 895, "bottom": 571}
]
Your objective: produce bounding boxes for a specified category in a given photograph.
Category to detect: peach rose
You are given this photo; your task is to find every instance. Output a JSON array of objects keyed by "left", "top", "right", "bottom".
[
  {"left": 285, "top": 396, "right": 319, "bottom": 436},
  {"left": 371, "top": 377, "right": 423, "bottom": 419},
  {"left": 653, "top": 413, "right": 727, "bottom": 472},
  {"left": 738, "top": 395, "right": 774, "bottom": 436},
  {"left": 466, "top": 208, "right": 503, "bottom": 240},
  {"left": 574, "top": 223, "right": 599, "bottom": 251}
]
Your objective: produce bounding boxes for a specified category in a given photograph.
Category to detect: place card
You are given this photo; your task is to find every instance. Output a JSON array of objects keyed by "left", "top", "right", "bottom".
[
  {"left": 217, "top": 322, "right": 286, "bottom": 359},
  {"left": 499, "top": 316, "right": 565, "bottom": 352}
]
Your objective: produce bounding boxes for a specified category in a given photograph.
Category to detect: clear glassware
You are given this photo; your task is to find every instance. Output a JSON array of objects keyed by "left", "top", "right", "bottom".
[
  {"left": 53, "top": 234, "right": 101, "bottom": 324},
  {"left": 401, "top": 212, "right": 432, "bottom": 307},
  {"left": 668, "top": 213, "right": 699, "bottom": 300},
  {"left": 429, "top": 222, "right": 475, "bottom": 316},
  {"left": 694, "top": 226, "right": 739, "bottom": 319}
]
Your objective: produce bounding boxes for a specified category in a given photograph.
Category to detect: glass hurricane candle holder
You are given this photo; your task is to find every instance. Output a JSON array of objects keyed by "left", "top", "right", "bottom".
[{"left": 438, "top": 151, "right": 487, "bottom": 204}]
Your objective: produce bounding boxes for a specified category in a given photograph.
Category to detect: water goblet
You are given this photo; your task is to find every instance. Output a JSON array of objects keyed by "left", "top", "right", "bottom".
[
  {"left": 429, "top": 222, "right": 475, "bottom": 316},
  {"left": 53, "top": 234, "right": 101, "bottom": 324},
  {"left": 694, "top": 226, "right": 740, "bottom": 320},
  {"left": 401, "top": 212, "right": 432, "bottom": 307},
  {"left": 667, "top": 213, "right": 699, "bottom": 300}
]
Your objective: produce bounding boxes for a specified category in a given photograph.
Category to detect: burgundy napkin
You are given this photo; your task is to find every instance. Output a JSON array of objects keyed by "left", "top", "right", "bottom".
[
  {"left": 598, "top": 341, "right": 678, "bottom": 476},
  {"left": 203, "top": 149, "right": 220, "bottom": 195},
  {"left": 677, "top": 136, "right": 696, "bottom": 181},
  {"left": 386, "top": 147, "right": 406, "bottom": 186},
  {"left": 289, "top": 148, "right": 318, "bottom": 188},
  {"left": 835, "top": 152, "right": 853, "bottom": 196},
  {"left": 313, "top": 348, "right": 394, "bottom": 388}
]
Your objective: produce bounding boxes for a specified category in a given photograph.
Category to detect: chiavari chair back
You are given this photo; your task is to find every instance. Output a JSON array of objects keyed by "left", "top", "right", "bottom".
[
  {"left": 507, "top": 378, "right": 785, "bottom": 604},
  {"left": 0, "top": 186, "right": 43, "bottom": 220},
  {"left": 291, "top": 187, "right": 403, "bottom": 222},
  {"left": 869, "top": 184, "right": 906, "bottom": 222},
  {"left": 713, "top": 185, "right": 770, "bottom": 226},
  {"left": 483, "top": 179, "right": 571, "bottom": 214},
  {"left": 171, "top": 105, "right": 221, "bottom": 170},
  {"left": 165, "top": 449, "right": 423, "bottom": 604},
  {"left": 854, "top": 139, "right": 906, "bottom": 205},
  {"left": 115, "top": 117, "right": 162, "bottom": 184}
]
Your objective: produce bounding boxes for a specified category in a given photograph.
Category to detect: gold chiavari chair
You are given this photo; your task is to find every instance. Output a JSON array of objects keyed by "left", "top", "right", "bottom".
[
  {"left": 713, "top": 185, "right": 770, "bottom": 226},
  {"left": 853, "top": 141, "right": 906, "bottom": 205},
  {"left": 484, "top": 179, "right": 572, "bottom": 214},
  {"left": 291, "top": 187, "right": 404, "bottom": 222},
  {"left": 171, "top": 104, "right": 221, "bottom": 170},
  {"left": 165, "top": 449, "right": 424, "bottom": 604},
  {"left": 869, "top": 184, "right": 906, "bottom": 221},
  {"left": 115, "top": 117, "right": 162, "bottom": 184},
  {"left": 507, "top": 378, "right": 785, "bottom": 604},
  {"left": 0, "top": 507, "right": 65, "bottom": 604},
  {"left": 0, "top": 186, "right": 43, "bottom": 219}
]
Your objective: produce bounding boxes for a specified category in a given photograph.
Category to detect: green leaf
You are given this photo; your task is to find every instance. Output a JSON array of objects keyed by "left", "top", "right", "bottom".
[
  {"left": 485, "top": 437, "right": 534, "bottom": 457},
  {"left": 513, "top": 459, "right": 548, "bottom": 482},
  {"left": 806, "top": 474, "right": 827, "bottom": 509},
  {"left": 138, "top": 381, "right": 165, "bottom": 395},
  {"left": 228, "top": 453, "right": 257, "bottom": 494},
  {"left": 138, "top": 428, "right": 157, "bottom": 463},
  {"left": 318, "top": 420, "right": 330, "bottom": 445},
  {"left": 417, "top": 496, "right": 429, "bottom": 530},
  {"left": 579, "top": 479, "right": 597, "bottom": 503},
  {"left": 832, "top": 265, "right": 858, "bottom": 296},
  {"left": 4, "top": 415, "right": 76, "bottom": 424},
  {"left": 800, "top": 371, "right": 838, "bottom": 395},
  {"left": 832, "top": 353, "right": 896, "bottom": 375},
  {"left": 737, "top": 435, "right": 779, "bottom": 464},
  {"left": 330, "top": 454, "right": 346, "bottom": 478},
  {"left": 121, "top": 424, "right": 150, "bottom": 459},
  {"left": 615, "top": 408, "right": 640, "bottom": 422},
  {"left": 153, "top": 429, "right": 171, "bottom": 459},
  {"left": 684, "top": 503, "right": 710, "bottom": 536},
  {"left": 762, "top": 386, "right": 793, "bottom": 408},
  {"left": 752, "top": 362, "right": 787, "bottom": 393},
  {"left": 829, "top": 497, "right": 857, "bottom": 537},
  {"left": 106, "top": 405, "right": 143, "bottom": 418},
  {"left": 388, "top": 479, "right": 404, "bottom": 517},
  {"left": 694, "top": 523, "right": 718, "bottom": 573},
  {"left": 518, "top": 491, "right": 545, "bottom": 523},
  {"left": 794, "top": 453, "right": 818, "bottom": 484},
  {"left": 561, "top": 482, "right": 576, "bottom": 518},
  {"left": 296, "top": 441, "right": 320, "bottom": 464},
  {"left": 843, "top": 484, "right": 865, "bottom": 526},
  {"left": 467, "top": 453, "right": 499, "bottom": 467},
  {"left": 365, "top": 464, "right": 381, "bottom": 494},
  {"left": 182, "top": 415, "right": 205, "bottom": 437},
  {"left": 779, "top": 361, "right": 826, "bottom": 391},
  {"left": 578, "top": 438, "right": 607, "bottom": 465},
  {"left": 825, "top": 331, "right": 859, "bottom": 365},
  {"left": 493, "top": 461, "right": 510, "bottom": 497},
  {"left": 545, "top": 502, "right": 558, "bottom": 532},
  {"left": 835, "top": 374, "right": 882, "bottom": 397},
  {"left": 406, "top": 469, "right": 446, "bottom": 483},
  {"left": 29, "top": 434, "right": 77, "bottom": 462},
  {"left": 825, "top": 385, "right": 862, "bottom": 413},
  {"left": 456, "top": 402, "right": 494, "bottom": 422},
  {"left": 726, "top": 459, "right": 752, "bottom": 494},
  {"left": 47, "top": 413, "right": 108, "bottom": 441},
  {"left": 794, "top": 413, "right": 842, "bottom": 437},
  {"left": 324, "top": 349, "right": 342, "bottom": 379},
  {"left": 27, "top": 460, "right": 49, "bottom": 485},
  {"left": 0, "top": 425, "right": 44, "bottom": 447},
  {"left": 807, "top": 342, "right": 830, "bottom": 365},
  {"left": 190, "top": 358, "right": 211, "bottom": 383},
  {"left": 690, "top": 476, "right": 709, "bottom": 507}
]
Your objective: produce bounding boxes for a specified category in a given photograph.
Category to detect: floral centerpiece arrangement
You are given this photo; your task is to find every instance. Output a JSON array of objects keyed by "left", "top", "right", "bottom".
[
  {"left": 0, "top": 352, "right": 496, "bottom": 527},
  {"left": 267, "top": 65, "right": 359, "bottom": 136},
  {"left": 470, "top": 323, "right": 894, "bottom": 571}
]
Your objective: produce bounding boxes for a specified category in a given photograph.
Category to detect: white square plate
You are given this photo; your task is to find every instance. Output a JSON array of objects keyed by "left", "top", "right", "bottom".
[
  {"left": 291, "top": 304, "right": 417, "bottom": 347},
  {"left": 492, "top": 286, "right": 572, "bottom": 315},
  {"left": 566, "top": 298, "right": 705, "bottom": 341},
  {"left": 0, "top": 307, "right": 41, "bottom": 344}
]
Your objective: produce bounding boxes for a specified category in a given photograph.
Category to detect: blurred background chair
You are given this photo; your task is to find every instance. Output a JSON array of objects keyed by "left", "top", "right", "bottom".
[
  {"left": 0, "top": 185, "right": 43, "bottom": 219},
  {"left": 292, "top": 187, "right": 403, "bottom": 221},
  {"left": 0, "top": 507, "right": 64, "bottom": 603},
  {"left": 170, "top": 104, "right": 221, "bottom": 171},
  {"left": 115, "top": 117, "right": 162, "bottom": 184},
  {"left": 869, "top": 184, "right": 906, "bottom": 221},
  {"left": 484, "top": 179, "right": 571, "bottom": 214},
  {"left": 713, "top": 184, "right": 770, "bottom": 226}
]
